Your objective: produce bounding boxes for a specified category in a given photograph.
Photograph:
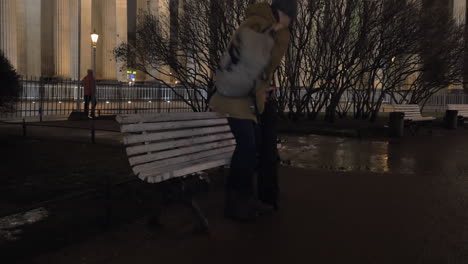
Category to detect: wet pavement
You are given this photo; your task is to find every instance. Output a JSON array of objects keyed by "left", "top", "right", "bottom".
[
  {"left": 1, "top": 121, "right": 468, "bottom": 263},
  {"left": 279, "top": 128, "right": 468, "bottom": 175},
  {"left": 32, "top": 163, "right": 468, "bottom": 264},
  {"left": 0, "top": 208, "right": 49, "bottom": 242}
]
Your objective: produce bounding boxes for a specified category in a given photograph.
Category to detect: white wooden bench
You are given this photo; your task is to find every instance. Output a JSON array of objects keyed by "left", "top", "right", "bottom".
[
  {"left": 392, "top": 104, "right": 436, "bottom": 134},
  {"left": 447, "top": 104, "right": 468, "bottom": 119},
  {"left": 116, "top": 112, "right": 235, "bottom": 231}
]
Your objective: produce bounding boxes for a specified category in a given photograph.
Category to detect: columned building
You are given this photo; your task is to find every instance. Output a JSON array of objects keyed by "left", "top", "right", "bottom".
[
  {"left": 0, "top": 0, "right": 166, "bottom": 81},
  {"left": 1, "top": 0, "right": 467, "bottom": 83},
  {"left": 419, "top": 0, "right": 467, "bottom": 90}
]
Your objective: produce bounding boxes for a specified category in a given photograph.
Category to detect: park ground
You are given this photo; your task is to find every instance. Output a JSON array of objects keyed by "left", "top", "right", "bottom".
[{"left": 1, "top": 117, "right": 468, "bottom": 263}]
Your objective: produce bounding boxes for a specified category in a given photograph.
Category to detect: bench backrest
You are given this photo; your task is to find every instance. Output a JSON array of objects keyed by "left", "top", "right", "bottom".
[
  {"left": 392, "top": 104, "right": 423, "bottom": 120},
  {"left": 116, "top": 112, "right": 235, "bottom": 183},
  {"left": 447, "top": 104, "right": 468, "bottom": 117}
]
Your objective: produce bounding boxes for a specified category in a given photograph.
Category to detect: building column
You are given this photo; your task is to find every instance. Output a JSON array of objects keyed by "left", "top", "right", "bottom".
[
  {"left": 464, "top": 0, "right": 468, "bottom": 92},
  {"left": 92, "top": 0, "right": 103, "bottom": 78},
  {"left": 0, "top": 0, "right": 18, "bottom": 70},
  {"left": 41, "top": 0, "right": 55, "bottom": 77},
  {"left": 81, "top": 0, "right": 92, "bottom": 79},
  {"left": 16, "top": 0, "right": 26, "bottom": 76},
  {"left": 453, "top": 0, "right": 466, "bottom": 23},
  {"left": 97, "top": 0, "right": 120, "bottom": 80},
  {"left": 25, "top": 0, "right": 42, "bottom": 77},
  {"left": 69, "top": 0, "right": 93, "bottom": 80},
  {"left": 116, "top": 0, "right": 128, "bottom": 81},
  {"left": 70, "top": 0, "right": 80, "bottom": 80},
  {"left": 54, "top": 0, "right": 71, "bottom": 78}
]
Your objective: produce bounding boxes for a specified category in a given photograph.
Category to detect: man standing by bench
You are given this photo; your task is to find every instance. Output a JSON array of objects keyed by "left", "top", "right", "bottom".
[{"left": 210, "top": 0, "right": 296, "bottom": 221}]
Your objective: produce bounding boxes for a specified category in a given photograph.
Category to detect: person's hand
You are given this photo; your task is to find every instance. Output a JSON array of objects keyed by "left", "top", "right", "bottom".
[{"left": 266, "top": 86, "right": 277, "bottom": 100}]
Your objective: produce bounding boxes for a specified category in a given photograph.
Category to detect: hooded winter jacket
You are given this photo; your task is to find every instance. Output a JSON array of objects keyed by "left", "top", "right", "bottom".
[{"left": 209, "top": 2, "right": 290, "bottom": 122}]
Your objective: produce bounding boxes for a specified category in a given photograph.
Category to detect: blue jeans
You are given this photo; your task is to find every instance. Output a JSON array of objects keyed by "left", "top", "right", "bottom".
[
  {"left": 227, "top": 118, "right": 259, "bottom": 196},
  {"left": 227, "top": 100, "right": 280, "bottom": 206}
]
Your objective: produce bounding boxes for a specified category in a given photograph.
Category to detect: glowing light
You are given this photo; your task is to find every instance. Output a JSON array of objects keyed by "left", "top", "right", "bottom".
[
  {"left": 91, "top": 32, "right": 99, "bottom": 46},
  {"left": 391, "top": 57, "right": 396, "bottom": 63},
  {"left": 167, "top": 101, "right": 171, "bottom": 103},
  {"left": 32, "top": 102, "right": 36, "bottom": 104},
  {"left": 128, "top": 101, "right": 132, "bottom": 104},
  {"left": 106, "top": 101, "right": 110, "bottom": 104},
  {"left": 148, "top": 101, "right": 152, "bottom": 103},
  {"left": 59, "top": 101, "right": 62, "bottom": 104}
]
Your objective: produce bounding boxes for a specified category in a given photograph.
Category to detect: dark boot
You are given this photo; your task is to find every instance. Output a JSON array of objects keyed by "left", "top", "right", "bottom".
[{"left": 224, "top": 190, "right": 257, "bottom": 222}]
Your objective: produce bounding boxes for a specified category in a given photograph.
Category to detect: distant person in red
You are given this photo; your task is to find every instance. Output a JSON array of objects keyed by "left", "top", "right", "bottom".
[{"left": 82, "top": 69, "right": 97, "bottom": 118}]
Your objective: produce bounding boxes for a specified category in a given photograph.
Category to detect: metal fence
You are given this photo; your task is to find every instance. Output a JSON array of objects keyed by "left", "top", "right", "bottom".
[
  {"left": 1, "top": 77, "right": 208, "bottom": 119},
  {"left": 2, "top": 77, "right": 467, "bottom": 119},
  {"left": 423, "top": 91, "right": 468, "bottom": 113}
]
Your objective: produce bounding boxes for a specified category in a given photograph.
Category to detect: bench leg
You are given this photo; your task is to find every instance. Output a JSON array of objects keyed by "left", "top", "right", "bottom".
[
  {"left": 105, "top": 174, "right": 112, "bottom": 228},
  {"left": 179, "top": 179, "right": 209, "bottom": 234},
  {"left": 187, "top": 198, "right": 209, "bottom": 234},
  {"left": 147, "top": 183, "right": 164, "bottom": 228},
  {"left": 408, "top": 123, "right": 417, "bottom": 135}
]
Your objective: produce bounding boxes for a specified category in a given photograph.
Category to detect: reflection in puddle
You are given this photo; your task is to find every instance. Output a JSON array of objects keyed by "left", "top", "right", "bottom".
[
  {"left": 279, "top": 135, "right": 398, "bottom": 173},
  {"left": 0, "top": 207, "right": 49, "bottom": 241}
]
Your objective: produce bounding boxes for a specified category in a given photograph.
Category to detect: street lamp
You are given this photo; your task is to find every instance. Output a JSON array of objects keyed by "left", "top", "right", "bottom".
[{"left": 91, "top": 31, "right": 99, "bottom": 77}]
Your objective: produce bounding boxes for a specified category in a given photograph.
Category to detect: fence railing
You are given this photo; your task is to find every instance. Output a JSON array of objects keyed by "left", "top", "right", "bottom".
[
  {"left": 1, "top": 78, "right": 207, "bottom": 119},
  {"left": 2, "top": 77, "right": 467, "bottom": 119},
  {"left": 423, "top": 91, "right": 468, "bottom": 113}
]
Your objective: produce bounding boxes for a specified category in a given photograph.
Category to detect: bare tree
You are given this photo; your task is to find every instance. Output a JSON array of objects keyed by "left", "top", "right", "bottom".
[
  {"left": 277, "top": 0, "right": 366, "bottom": 122},
  {"left": 351, "top": 0, "right": 423, "bottom": 121},
  {"left": 275, "top": 0, "right": 322, "bottom": 120},
  {"left": 115, "top": 0, "right": 464, "bottom": 117},
  {"left": 304, "top": 0, "right": 368, "bottom": 122},
  {"left": 115, "top": 0, "right": 252, "bottom": 112},
  {"left": 393, "top": 2, "right": 465, "bottom": 108},
  {"left": 0, "top": 51, "right": 20, "bottom": 113}
]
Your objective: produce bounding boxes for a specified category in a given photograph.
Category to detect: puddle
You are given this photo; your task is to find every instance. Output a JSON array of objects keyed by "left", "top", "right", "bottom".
[
  {"left": 0, "top": 208, "right": 49, "bottom": 241},
  {"left": 278, "top": 134, "right": 468, "bottom": 175}
]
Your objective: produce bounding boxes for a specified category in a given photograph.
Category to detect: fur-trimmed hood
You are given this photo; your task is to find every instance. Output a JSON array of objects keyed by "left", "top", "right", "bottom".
[{"left": 246, "top": 3, "right": 277, "bottom": 24}]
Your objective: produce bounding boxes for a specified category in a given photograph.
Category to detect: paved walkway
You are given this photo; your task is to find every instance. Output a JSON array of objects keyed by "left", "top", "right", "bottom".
[
  {"left": 32, "top": 165, "right": 468, "bottom": 264},
  {"left": 1, "top": 120, "right": 468, "bottom": 263},
  {"left": 0, "top": 119, "right": 121, "bottom": 145}
]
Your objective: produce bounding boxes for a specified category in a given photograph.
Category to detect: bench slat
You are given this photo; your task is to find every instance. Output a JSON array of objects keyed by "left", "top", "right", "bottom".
[
  {"left": 393, "top": 108, "right": 421, "bottom": 112},
  {"left": 117, "top": 112, "right": 227, "bottom": 124},
  {"left": 124, "top": 125, "right": 231, "bottom": 145},
  {"left": 141, "top": 154, "right": 233, "bottom": 183},
  {"left": 448, "top": 104, "right": 468, "bottom": 109},
  {"left": 447, "top": 105, "right": 468, "bottom": 117},
  {"left": 394, "top": 107, "right": 420, "bottom": 109},
  {"left": 118, "top": 112, "right": 235, "bottom": 185},
  {"left": 126, "top": 132, "right": 234, "bottom": 156},
  {"left": 393, "top": 105, "right": 420, "bottom": 108},
  {"left": 121, "top": 118, "right": 228, "bottom": 133},
  {"left": 133, "top": 146, "right": 235, "bottom": 176},
  {"left": 393, "top": 104, "right": 435, "bottom": 122},
  {"left": 129, "top": 139, "right": 236, "bottom": 166},
  {"left": 406, "top": 117, "right": 435, "bottom": 121}
]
